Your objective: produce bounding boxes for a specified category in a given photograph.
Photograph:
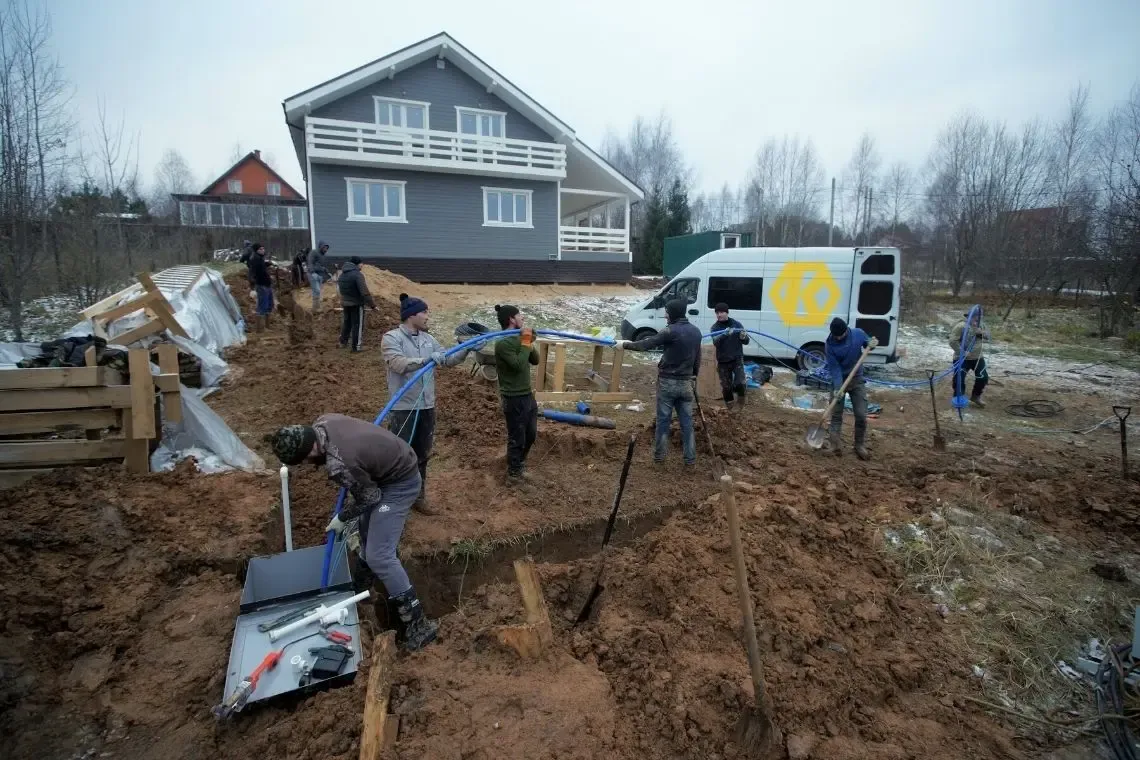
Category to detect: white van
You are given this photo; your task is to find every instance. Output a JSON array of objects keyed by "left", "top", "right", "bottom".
[{"left": 619, "top": 246, "right": 902, "bottom": 369}]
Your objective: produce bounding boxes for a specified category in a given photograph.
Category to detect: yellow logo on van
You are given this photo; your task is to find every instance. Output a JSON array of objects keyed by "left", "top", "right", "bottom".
[{"left": 771, "top": 262, "right": 840, "bottom": 327}]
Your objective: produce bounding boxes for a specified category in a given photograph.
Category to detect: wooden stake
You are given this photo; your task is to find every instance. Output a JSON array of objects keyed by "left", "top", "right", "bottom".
[
  {"left": 591, "top": 345, "right": 604, "bottom": 376},
  {"left": 552, "top": 343, "right": 567, "bottom": 392},
  {"left": 609, "top": 345, "right": 625, "bottom": 393},
  {"left": 127, "top": 349, "right": 155, "bottom": 440},
  {"left": 492, "top": 558, "right": 553, "bottom": 659},
  {"left": 535, "top": 342, "right": 549, "bottom": 392},
  {"left": 359, "top": 631, "right": 397, "bottom": 760},
  {"left": 155, "top": 344, "right": 182, "bottom": 424}
]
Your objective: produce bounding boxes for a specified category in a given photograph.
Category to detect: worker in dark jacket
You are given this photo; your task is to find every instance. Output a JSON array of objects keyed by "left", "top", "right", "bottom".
[
  {"left": 269, "top": 414, "right": 437, "bottom": 652},
  {"left": 824, "top": 317, "right": 874, "bottom": 461},
  {"left": 337, "top": 257, "right": 375, "bottom": 352},
  {"left": 248, "top": 243, "right": 274, "bottom": 330},
  {"left": 239, "top": 239, "right": 255, "bottom": 287},
  {"left": 493, "top": 305, "right": 540, "bottom": 484},
  {"left": 620, "top": 299, "right": 702, "bottom": 465},
  {"left": 306, "top": 241, "right": 331, "bottom": 312},
  {"left": 291, "top": 249, "right": 307, "bottom": 288},
  {"left": 711, "top": 303, "right": 750, "bottom": 410}
]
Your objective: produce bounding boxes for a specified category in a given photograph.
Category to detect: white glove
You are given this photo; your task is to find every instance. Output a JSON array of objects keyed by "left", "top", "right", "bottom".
[
  {"left": 615, "top": 340, "right": 631, "bottom": 349},
  {"left": 429, "top": 351, "right": 446, "bottom": 365},
  {"left": 325, "top": 515, "right": 345, "bottom": 536}
]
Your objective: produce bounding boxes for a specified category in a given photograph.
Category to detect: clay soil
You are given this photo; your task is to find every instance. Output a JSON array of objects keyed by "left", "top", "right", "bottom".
[{"left": 1, "top": 275, "right": 1138, "bottom": 759}]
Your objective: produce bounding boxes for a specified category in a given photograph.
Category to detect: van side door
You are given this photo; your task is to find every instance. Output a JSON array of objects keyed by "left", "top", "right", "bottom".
[{"left": 849, "top": 248, "right": 900, "bottom": 358}]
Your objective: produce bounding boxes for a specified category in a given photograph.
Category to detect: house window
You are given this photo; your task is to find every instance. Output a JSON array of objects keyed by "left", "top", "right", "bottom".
[
  {"left": 208, "top": 203, "right": 224, "bottom": 226},
  {"left": 374, "top": 97, "right": 429, "bottom": 130},
  {"left": 289, "top": 207, "right": 308, "bottom": 229},
  {"left": 227, "top": 179, "right": 242, "bottom": 194},
  {"left": 346, "top": 178, "right": 407, "bottom": 222},
  {"left": 457, "top": 107, "right": 504, "bottom": 139},
  {"left": 483, "top": 187, "right": 531, "bottom": 228},
  {"left": 267, "top": 182, "right": 281, "bottom": 196}
]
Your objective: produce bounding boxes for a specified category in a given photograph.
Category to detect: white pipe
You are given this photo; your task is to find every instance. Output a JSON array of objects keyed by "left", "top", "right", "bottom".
[
  {"left": 268, "top": 590, "right": 370, "bottom": 642},
  {"left": 280, "top": 465, "right": 293, "bottom": 552}
]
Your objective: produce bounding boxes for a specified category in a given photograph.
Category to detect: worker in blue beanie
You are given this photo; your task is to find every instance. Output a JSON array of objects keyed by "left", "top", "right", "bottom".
[
  {"left": 824, "top": 317, "right": 872, "bottom": 460},
  {"left": 380, "top": 293, "right": 470, "bottom": 515}
]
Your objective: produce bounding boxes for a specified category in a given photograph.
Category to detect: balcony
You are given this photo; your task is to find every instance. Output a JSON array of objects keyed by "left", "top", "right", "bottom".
[
  {"left": 305, "top": 117, "right": 567, "bottom": 180},
  {"left": 559, "top": 226, "right": 627, "bottom": 253}
]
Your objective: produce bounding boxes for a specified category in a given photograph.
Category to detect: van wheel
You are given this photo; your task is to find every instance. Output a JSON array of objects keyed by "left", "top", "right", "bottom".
[
  {"left": 798, "top": 342, "right": 826, "bottom": 372},
  {"left": 632, "top": 328, "right": 657, "bottom": 342}
]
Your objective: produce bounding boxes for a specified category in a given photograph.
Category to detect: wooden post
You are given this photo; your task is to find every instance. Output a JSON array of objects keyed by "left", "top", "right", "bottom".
[
  {"left": 696, "top": 345, "right": 720, "bottom": 401},
  {"left": 84, "top": 345, "right": 97, "bottom": 367},
  {"left": 359, "top": 631, "right": 398, "bottom": 760},
  {"left": 535, "top": 342, "right": 549, "bottom": 392},
  {"left": 552, "top": 343, "right": 567, "bottom": 392},
  {"left": 609, "top": 345, "right": 625, "bottom": 393},
  {"left": 591, "top": 345, "right": 603, "bottom": 376},
  {"left": 123, "top": 349, "right": 154, "bottom": 474},
  {"left": 492, "top": 558, "right": 553, "bottom": 659},
  {"left": 155, "top": 344, "right": 182, "bottom": 424}
]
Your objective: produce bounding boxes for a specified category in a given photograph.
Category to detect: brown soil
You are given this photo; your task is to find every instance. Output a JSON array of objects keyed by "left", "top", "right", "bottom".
[{"left": 1, "top": 272, "right": 1137, "bottom": 759}]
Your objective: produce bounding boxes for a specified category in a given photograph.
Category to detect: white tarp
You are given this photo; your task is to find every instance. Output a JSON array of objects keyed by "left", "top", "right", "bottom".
[{"left": 151, "top": 379, "right": 265, "bottom": 474}]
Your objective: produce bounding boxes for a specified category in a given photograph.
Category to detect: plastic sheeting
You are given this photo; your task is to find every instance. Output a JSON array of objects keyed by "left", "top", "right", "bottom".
[
  {"left": 152, "top": 378, "right": 265, "bottom": 473},
  {"left": 0, "top": 342, "right": 43, "bottom": 368}
]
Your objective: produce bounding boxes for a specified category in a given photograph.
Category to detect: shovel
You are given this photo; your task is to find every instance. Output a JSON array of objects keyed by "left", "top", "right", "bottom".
[
  {"left": 805, "top": 339, "right": 878, "bottom": 449},
  {"left": 1114, "top": 406, "right": 1131, "bottom": 479},
  {"left": 574, "top": 432, "right": 637, "bottom": 624},
  {"left": 719, "top": 475, "right": 782, "bottom": 757},
  {"left": 928, "top": 370, "right": 947, "bottom": 451}
]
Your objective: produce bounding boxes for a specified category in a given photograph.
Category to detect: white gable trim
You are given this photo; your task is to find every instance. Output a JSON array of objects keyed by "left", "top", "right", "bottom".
[{"left": 570, "top": 140, "right": 645, "bottom": 201}]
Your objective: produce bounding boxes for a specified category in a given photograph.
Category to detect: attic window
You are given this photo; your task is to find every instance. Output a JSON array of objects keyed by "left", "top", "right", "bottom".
[
  {"left": 267, "top": 182, "right": 281, "bottom": 196},
  {"left": 227, "top": 179, "right": 242, "bottom": 194}
]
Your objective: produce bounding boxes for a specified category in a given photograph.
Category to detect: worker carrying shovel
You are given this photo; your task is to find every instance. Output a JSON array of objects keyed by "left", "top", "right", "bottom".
[
  {"left": 949, "top": 308, "right": 990, "bottom": 408},
  {"left": 380, "top": 294, "right": 470, "bottom": 515},
  {"left": 825, "top": 317, "right": 872, "bottom": 461},
  {"left": 270, "top": 415, "right": 438, "bottom": 652}
]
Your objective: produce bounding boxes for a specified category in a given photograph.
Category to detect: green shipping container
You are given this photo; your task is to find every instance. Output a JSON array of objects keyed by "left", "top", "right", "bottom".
[{"left": 663, "top": 230, "right": 752, "bottom": 278}]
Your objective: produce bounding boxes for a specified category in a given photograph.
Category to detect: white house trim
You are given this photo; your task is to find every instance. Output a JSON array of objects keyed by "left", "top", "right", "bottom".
[
  {"left": 569, "top": 140, "right": 644, "bottom": 200},
  {"left": 560, "top": 187, "right": 628, "bottom": 198},
  {"left": 373, "top": 96, "right": 431, "bottom": 129},
  {"left": 344, "top": 177, "right": 409, "bottom": 223},
  {"left": 556, "top": 180, "right": 561, "bottom": 260},
  {"left": 482, "top": 186, "right": 533, "bottom": 228}
]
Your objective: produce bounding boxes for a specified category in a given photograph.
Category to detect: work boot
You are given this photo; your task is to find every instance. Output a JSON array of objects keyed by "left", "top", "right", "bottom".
[
  {"left": 373, "top": 591, "right": 397, "bottom": 632},
  {"left": 854, "top": 444, "right": 871, "bottom": 461},
  {"left": 828, "top": 431, "right": 842, "bottom": 457},
  {"left": 392, "top": 587, "right": 438, "bottom": 652},
  {"left": 735, "top": 395, "right": 746, "bottom": 412},
  {"left": 970, "top": 394, "right": 986, "bottom": 408},
  {"left": 412, "top": 494, "right": 439, "bottom": 516}
]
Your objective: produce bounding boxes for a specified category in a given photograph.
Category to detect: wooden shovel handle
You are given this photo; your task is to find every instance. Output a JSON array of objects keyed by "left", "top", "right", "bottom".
[
  {"left": 818, "top": 339, "right": 878, "bottom": 423},
  {"left": 719, "top": 475, "right": 767, "bottom": 705}
]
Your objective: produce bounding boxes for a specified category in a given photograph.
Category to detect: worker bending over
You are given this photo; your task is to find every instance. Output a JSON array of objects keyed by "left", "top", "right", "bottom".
[
  {"left": 380, "top": 294, "right": 469, "bottom": 514},
  {"left": 619, "top": 299, "right": 702, "bottom": 465},
  {"left": 337, "top": 256, "right": 375, "bottom": 352},
  {"left": 270, "top": 414, "right": 437, "bottom": 651},
  {"left": 825, "top": 318, "right": 872, "bottom": 461},
  {"left": 493, "top": 305, "right": 539, "bottom": 484},
  {"left": 712, "top": 302, "right": 750, "bottom": 410},
  {"left": 949, "top": 308, "right": 990, "bottom": 408}
]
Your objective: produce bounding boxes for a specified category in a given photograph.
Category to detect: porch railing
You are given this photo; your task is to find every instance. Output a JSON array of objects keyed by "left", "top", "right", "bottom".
[{"left": 559, "top": 226, "right": 627, "bottom": 253}]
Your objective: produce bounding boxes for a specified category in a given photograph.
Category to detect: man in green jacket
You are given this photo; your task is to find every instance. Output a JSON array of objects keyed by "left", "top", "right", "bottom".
[{"left": 493, "top": 304, "right": 539, "bottom": 484}]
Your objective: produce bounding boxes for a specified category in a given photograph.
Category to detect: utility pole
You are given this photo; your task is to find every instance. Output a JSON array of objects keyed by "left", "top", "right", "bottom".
[
  {"left": 866, "top": 187, "right": 873, "bottom": 245},
  {"left": 828, "top": 177, "right": 835, "bottom": 246}
]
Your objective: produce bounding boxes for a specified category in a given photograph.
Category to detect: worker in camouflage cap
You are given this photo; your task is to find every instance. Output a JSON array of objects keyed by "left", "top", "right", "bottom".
[{"left": 271, "top": 425, "right": 318, "bottom": 465}]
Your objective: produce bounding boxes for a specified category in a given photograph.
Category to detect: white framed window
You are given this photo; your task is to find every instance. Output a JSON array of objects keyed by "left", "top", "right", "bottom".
[
  {"left": 374, "top": 97, "right": 429, "bottom": 130},
  {"left": 266, "top": 181, "right": 281, "bottom": 196},
  {"left": 345, "top": 177, "right": 407, "bottom": 222},
  {"left": 227, "top": 179, "right": 242, "bottom": 193},
  {"left": 457, "top": 107, "right": 505, "bottom": 139},
  {"left": 288, "top": 206, "right": 308, "bottom": 229},
  {"left": 483, "top": 187, "right": 532, "bottom": 228}
]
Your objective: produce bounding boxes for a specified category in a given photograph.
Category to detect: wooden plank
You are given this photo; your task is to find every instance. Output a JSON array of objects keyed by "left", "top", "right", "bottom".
[
  {"left": 696, "top": 345, "right": 720, "bottom": 401},
  {"left": 359, "top": 631, "right": 397, "bottom": 760},
  {"left": 0, "top": 386, "right": 133, "bottom": 412},
  {"left": 0, "top": 468, "right": 54, "bottom": 490},
  {"left": 534, "top": 391, "right": 635, "bottom": 404},
  {"left": 514, "top": 558, "right": 552, "bottom": 633},
  {"left": 90, "top": 291, "right": 160, "bottom": 324},
  {"left": 111, "top": 319, "right": 164, "bottom": 347},
  {"left": 0, "top": 439, "right": 125, "bottom": 467},
  {"left": 128, "top": 349, "right": 155, "bottom": 439},
  {"left": 79, "top": 283, "right": 144, "bottom": 319},
  {"left": 153, "top": 373, "right": 179, "bottom": 393},
  {"left": 609, "top": 345, "right": 625, "bottom": 393},
  {"left": 84, "top": 345, "right": 96, "bottom": 367},
  {"left": 148, "top": 297, "right": 189, "bottom": 338},
  {"left": 0, "top": 367, "right": 101, "bottom": 390},
  {"left": 121, "top": 414, "right": 149, "bottom": 473},
  {"left": 551, "top": 343, "right": 567, "bottom": 393},
  {"left": 535, "top": 342, "right": 549, "bottom": 392},
  {"left": 155, "top": 344, "right": 182, "bottom": 424},
  {"left": 591, "top": 345, "right": 603, "bottom": 376},
  {"left": 0, "top": 409, "right": 118, "bottom": 435}
]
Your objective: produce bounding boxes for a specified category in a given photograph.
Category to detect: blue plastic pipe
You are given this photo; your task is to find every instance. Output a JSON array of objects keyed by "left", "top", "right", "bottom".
[{"left": 541, "top": 409, "right": 617, "bottom": 429}]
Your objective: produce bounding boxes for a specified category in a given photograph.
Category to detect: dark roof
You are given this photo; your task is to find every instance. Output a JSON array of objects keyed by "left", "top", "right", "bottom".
[{"left": 198, "top": 151, "right": 306, "bottom": 199}]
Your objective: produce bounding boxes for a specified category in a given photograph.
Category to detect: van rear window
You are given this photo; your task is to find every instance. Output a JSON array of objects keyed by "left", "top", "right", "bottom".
[
  {"left": 707, "top": 277, "right": 763, "bottom": 311},
  {"left": 861, "top": 254, "right": 895, "bottom": 275}
]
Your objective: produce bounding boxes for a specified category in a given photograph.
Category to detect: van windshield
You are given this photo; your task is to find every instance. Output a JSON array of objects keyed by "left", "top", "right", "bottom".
[{"left": 656, "top": 278, "right": 698, "bottom": 305}]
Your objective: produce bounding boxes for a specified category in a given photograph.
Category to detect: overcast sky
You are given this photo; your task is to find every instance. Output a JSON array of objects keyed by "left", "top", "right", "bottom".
[{"left": 46, "top": 0, "right": 1140, "bottom": 198}]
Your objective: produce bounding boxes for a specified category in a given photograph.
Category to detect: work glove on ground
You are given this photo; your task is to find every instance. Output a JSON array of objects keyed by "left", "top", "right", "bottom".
[{"left": 326, "top": 514, "right": 346, "bottom": 537}]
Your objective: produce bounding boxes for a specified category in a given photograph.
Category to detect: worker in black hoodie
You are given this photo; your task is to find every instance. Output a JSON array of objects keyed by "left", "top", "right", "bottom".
[
  {"left": 337, "top": 256, "right": 375, "bottom": 351},
  {"left": 711, "top": 302, "right": 750, "bottom": 410}
]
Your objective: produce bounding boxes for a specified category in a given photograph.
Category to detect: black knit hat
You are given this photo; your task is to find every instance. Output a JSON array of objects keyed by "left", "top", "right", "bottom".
[
  {"left": 494, "top": 304, "right": 520, "bottom": 328},
  {"left": 270, "top": 425, "right": 317, "bottom": 466},
  {"left": 714, "top": 302, "right": 729, "bottom": 313},
  {"left": 830, "top": 317, "right": 848, "bottom": 337},
  {"left": 350, "top": 255, "right": 362, "bottom": 265}
]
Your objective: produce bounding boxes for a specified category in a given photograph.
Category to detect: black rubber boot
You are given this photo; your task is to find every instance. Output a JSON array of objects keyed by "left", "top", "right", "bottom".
[{"left": 392, "top": 586, "right": 439, "bottom": 652}]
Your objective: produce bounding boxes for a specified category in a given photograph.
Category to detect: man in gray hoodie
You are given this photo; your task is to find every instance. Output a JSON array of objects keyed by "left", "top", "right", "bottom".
[
  {"left": 380, "top": 293, "right": 470, "bottom": 515},
  {"left": 306, "top": 240, "right": 330, "bottom": 312}
]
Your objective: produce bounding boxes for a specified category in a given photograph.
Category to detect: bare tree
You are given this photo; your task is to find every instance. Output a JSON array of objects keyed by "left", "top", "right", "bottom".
[
  {"left": 840, "top": 133, "right": 880, "bottom": 244},
  {"left": 881, "top": 162, "right": 914, "bottom": 236},
  {"left": 151, "top": 147, "right": 195, "bottom": 218},
  {"left": 0, "top": 0, "right": 70, "bottom": 341},
  {"left": 83, "top": 99, "right": 139, "bottom": 266},
  {"left": 747, "top": 135, "right": 825, "bottom": 245},
  {"left": 228, "top": 141, "right": 244, "bottom": 165}
]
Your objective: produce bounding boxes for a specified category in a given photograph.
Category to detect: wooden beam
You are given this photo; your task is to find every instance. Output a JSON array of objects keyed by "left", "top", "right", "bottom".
[
  {"left": 79, "top": 283, "right": 144, "bottom": 319},
  {"left": 84, "top": 345, "right": 96, "bottom": 367},
  {"left": 112, "top": 319, "right": 165, "bottom": 347},
  {"left": 0, "top": 367, "right": 101, "bottom": 390},
  {"left": 534, "top": 342, "right": 549, "bottom": 392},
  {"left": 148, "top": 296, "right": 189, "bottom": 338},
  {"left": 0, "top": 409, "right": 118, "bottom": 435},
  {"left": 0, "top": 386, "right": 133, "bottom": 412},
  {"left": 89, "top": 291, "right": 160, "bottom": 324},
  {"left": 551, "top": 343, "right": 567, "bottom": 392},
  {"left": 155, "top": 343, "right": 182, "bottom": 424},
  {"left": 121, "top": 414, "right": 149, "bottom": 473},
  {"left": 609, "top": 345, "right": 625, "bottom": 393},
  {"left": 534, "top": 391, "right": 635, "bottom": 404},
  {"left": 127, "top": 349, "right": 155, "bottom": 439},
  {"left": 696, "top": 345, "right": 720, "bottom": 401},
  {"left": 359, "top": 631, "right": 397, "bottom": 760},
  {"left": 0, "top": 468, "right": 54, "bottom": 490},
  {"left": 591, "top": 345, "right": 604, "bottom": 376},
  {"left": 492, "top": 559, "right": 554, "bottom": 659},
  {"left": 0, "top": 439, "right": 126, "bottom": 467},
  {"left": 153, "top": 373, "right": 179, "bottom": 393}
]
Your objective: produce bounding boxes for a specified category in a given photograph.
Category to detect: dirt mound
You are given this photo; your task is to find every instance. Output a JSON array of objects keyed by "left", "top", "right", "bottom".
[{"left": 307, "top": 264, "right": 456, "bottom": 312}]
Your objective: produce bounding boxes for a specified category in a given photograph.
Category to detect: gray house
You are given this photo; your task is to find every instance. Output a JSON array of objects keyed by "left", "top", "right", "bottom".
[{"left": 282, "top": 32, "right": 643, "bottom": 283}]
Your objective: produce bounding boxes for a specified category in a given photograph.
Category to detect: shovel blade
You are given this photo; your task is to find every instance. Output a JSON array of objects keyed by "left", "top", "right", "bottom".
[
  {"left": 805, "top": 425, "right": 827, "bottom": 449},
  {"left": 933, "top": 434, "right": 947, "bottom": 452}
]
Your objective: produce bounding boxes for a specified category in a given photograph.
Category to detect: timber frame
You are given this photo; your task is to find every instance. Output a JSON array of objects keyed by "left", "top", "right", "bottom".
[{"left": 533, "top": 340, "right": 634, "bottom": 404}]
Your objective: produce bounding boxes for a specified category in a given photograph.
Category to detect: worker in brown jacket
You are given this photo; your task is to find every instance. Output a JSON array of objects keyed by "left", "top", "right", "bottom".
[{"left": 270, "top": 413, "right": 437, "bottom": 651}]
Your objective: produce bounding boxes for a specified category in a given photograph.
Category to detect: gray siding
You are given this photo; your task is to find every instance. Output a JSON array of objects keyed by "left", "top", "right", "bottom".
[
  {"left": 312, "top": 59, "right": 552, "bottom": 143},
  {"left": 320, "top": 256, "right": 630, "bottom": 284},
  {"left": 561, "top": 250, "right": 629, "bottom": 264},
  {"left": 311, "top": 165, "right": 557, "bottom": 261}
]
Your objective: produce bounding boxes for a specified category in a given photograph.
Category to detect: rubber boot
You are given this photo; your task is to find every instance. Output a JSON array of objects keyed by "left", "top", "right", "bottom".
[
  {"left": 829, "top": 431, "right": 842, "bottom": 457},
  {"left": 734, "top": 387, "right": 746, "bottom": 411},
  {"left": 392, "top": 587, "right": 438, "bottom": 652},
  {"left": 854, "top": 444, "right": 871, "bottom": 461},
  {"left": 970, "top": 394, "right": 986, "bottom": 408}
]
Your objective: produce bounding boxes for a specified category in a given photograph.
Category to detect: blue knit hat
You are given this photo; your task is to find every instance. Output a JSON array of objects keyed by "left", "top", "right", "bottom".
[{"left": 400, "top": 293, "right": 428, "bottom": 321}]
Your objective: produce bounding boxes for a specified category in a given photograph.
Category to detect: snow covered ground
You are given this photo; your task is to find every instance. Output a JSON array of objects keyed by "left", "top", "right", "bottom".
[{"left": 0, "top": 294, "right": 88, "bottom": 343}]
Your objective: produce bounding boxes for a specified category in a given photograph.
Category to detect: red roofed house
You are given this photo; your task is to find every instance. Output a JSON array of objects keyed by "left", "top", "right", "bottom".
[{"left": 174, "top": 150, "right": 309, "bottom": 230}]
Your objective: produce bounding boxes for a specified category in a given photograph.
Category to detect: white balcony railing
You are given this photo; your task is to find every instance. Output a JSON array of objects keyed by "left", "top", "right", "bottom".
[
  {"left": 306, "top": 117, "right": 567, "bottom": 179},
  {"left": 559, "top": 226, "right": 627, "bottom": 253}
]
